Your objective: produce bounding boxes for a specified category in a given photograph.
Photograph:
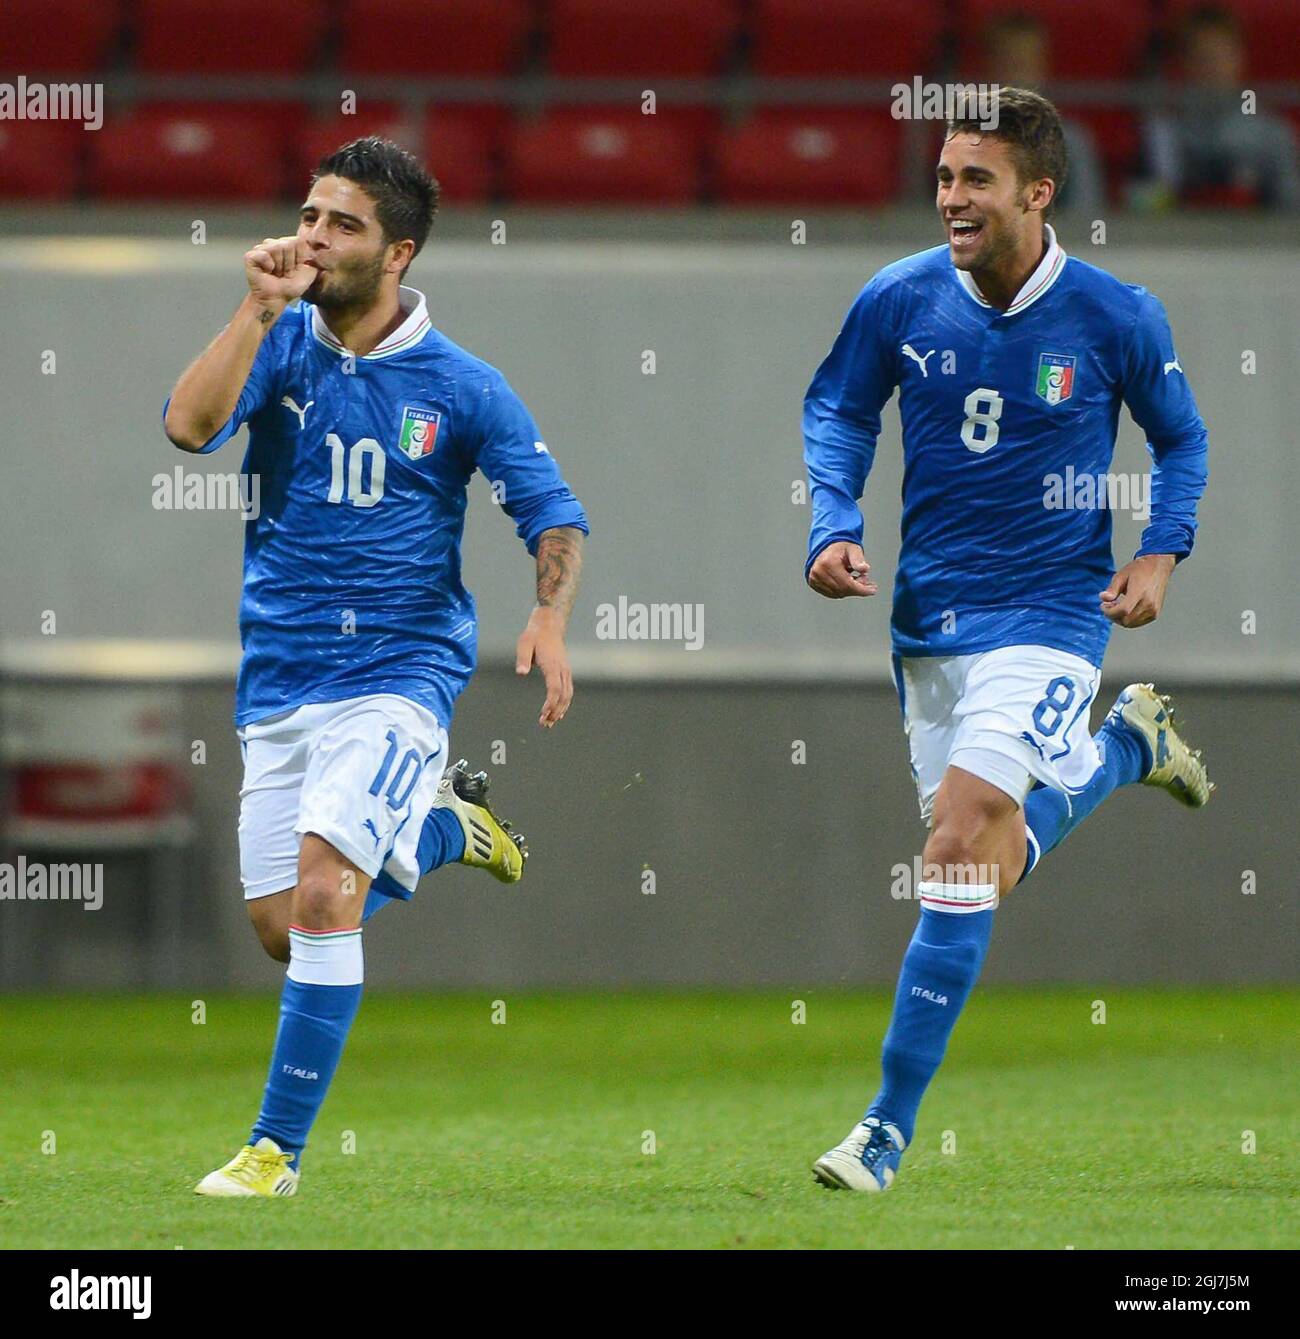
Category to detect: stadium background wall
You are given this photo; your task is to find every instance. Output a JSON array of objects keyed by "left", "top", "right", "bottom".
[
  {"left": 0, "top": 671, "right": 1293, "bottom": 991},
  {"left": 0, "top": 216, "right": 1294, "bottom": 989}
]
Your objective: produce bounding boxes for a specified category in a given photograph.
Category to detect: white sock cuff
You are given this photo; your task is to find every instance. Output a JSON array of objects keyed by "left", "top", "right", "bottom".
[
  {"left": 918, "top": 881, "right": 999, "bottom": 914},
  {"left": 287, "top": 926, "right": 364, "bottom": 985}
]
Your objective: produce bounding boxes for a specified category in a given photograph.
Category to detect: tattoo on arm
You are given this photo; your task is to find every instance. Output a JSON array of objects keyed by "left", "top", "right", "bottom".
[{"left": 535, "top": 526, "right": 584, "bottom": 624}]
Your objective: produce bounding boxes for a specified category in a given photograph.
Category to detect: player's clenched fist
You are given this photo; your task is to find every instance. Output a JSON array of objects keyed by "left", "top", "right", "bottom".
[
  {"left": 1099, "top": 553, "right": 1176, "bottom": 628},
  {"left": 807, "top": 541, "right": 879, "bottom": 599},
  {"left": 244, "top": 236, "right": 318, "bottom": 313}
]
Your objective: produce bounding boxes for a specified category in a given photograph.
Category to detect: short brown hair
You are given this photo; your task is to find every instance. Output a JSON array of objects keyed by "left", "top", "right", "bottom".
[
  {"left": 313, "top": 137, "right": 439, "bottom": 278},
  {"left": 945, "top": 86, "right": 1069, "bottom": 218}
]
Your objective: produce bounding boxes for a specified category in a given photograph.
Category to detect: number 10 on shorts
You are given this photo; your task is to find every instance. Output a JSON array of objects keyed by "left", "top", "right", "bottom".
[{"left": 368, "top": 730, "right": 425, "bottom": 812}]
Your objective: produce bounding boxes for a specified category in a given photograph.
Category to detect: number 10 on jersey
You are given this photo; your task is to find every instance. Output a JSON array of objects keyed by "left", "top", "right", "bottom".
[{"left": 327, "top": 433, "right": 386, "bottom": 507}]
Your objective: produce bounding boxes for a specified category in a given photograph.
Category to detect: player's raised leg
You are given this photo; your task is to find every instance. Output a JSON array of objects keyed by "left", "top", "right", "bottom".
[
  {"left": 1019, "top": 682, "right": 1213, "bottom": 881},
  {"left": 363, "top": 758, "right": 529, "bottom": 920},
  {"left": 200, "top": 694, "right": 447, "bottom": 1197},
  {"left": 435, "top": 759, "right": 528, "bottom": 882},
  {"left": 815, "top": 668, "right": 1215, "bottom": 1192},
  {"left": 814, "top": 768, "right": 1012, "bottom": 1191},
  {"left": 195, "top": 834, "right": 367, "bottom": 1197}
]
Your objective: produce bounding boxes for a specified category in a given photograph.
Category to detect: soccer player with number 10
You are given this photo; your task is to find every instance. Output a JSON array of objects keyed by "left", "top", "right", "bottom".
[{"left": 163, "top": 138, "right": 588, "bottom": 1197}]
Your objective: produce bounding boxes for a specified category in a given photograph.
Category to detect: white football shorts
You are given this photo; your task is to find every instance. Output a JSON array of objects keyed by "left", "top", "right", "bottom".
[
  {"left": 892, "top": 643, "right": 1103, "bottom": 824},
  {"left": 236, "top": 693, "right": 449, "bottom": 900}
]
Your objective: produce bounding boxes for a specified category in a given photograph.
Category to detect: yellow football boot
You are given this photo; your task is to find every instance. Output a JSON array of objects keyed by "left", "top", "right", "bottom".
[
  {"left": 194, "top": 1137, "right": 299, "bottom": 1198},
  {"left": 438, "top": 759, "right": 528, "bottom": 883}
]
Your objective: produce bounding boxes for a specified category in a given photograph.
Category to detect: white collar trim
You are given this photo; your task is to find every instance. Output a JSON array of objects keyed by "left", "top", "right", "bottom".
[
  {"left": 954, "top": 224, "right": 1066, "bottom": 316},
  {"left": 311, "top": 284, "right": 431, "bottom": 360}
]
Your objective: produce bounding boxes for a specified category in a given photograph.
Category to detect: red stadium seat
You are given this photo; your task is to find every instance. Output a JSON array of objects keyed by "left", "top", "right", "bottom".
[
  {"left": 424, "top": 110, "right": 496, "bottom": 202},
  {"left": 296, "top": 105, "right": 422, "bottom": 184},
  {"left": 1163, "top": 0, "right": 1300, "bottom": 82},
  {"left": 546, "top": 0, "right": 739, "bottom": 77},
  {"left": 340, "top": 0, "right": 531, "bottom": 76},
  {"left": 134, "top": 0, "right": 325, "bottom": 73},
  {"left": 1180, "top": 183, "right": 1262, "bottom": 208},
  {"left": 505, "top": 108, "right": 700, "bottom": 205},
  {"left": 652, "top": 104, "right": 724, "bottom": 150},
  {"left": 0, "top": 122, "right": 82, "bottom": 199},
  {"left": 87, "top": 106, "right": 288, "bottom": 201},
  {"left": 750, "top": 0, "right": 943, "bottom": 78},
  {"left": 0, "top": 0, "right": 120, "bottom": 74},
  {"left": 957, "top": 0, "right": 1152, "bottom": 81},
  {"left": 434, "top": 103, "right": 514, "bottom": 141},
  {"left": 297, "top": 109, "right": 494, "bottom": 204},
  {"left": 134, "top": 0, "right": 323, "bottom": 74},
  {"left": 1059, "top": 106, "right": 1141, "bottom": 203},
  {"left": 715, "top": 109, "right": 902, "bottom": 207}
]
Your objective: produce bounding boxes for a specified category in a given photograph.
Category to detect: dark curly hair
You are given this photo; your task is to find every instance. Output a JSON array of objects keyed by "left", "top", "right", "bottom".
[
  {"left": 313, "top": 137, "right": 440, "bottom": 276},
  {"left": 946, "top": 86, "right": 1069, "bottom": 218}
]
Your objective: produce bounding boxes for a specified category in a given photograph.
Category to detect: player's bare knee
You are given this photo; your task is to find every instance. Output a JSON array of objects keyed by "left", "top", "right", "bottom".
[
  {"left": 925, "top": 826, "right": 981, "bottom": 874},
  {"left": 926, "top": 806, "right": 1001, "bottom": 871},
  {"left": 291, "top": 873, "right": 355, "bottom": 929}
]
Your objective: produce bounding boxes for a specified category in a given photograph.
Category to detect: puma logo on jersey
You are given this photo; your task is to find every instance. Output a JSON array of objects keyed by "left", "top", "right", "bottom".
[
  {"left": 1163, "top": 357, "right": 1183, "bottom": 376},
  {"left": 902, "top": 344, "right": 936, "bottom": 377},
  {"left": 281, "top": 395, "right": 314, "bottom": 429}
]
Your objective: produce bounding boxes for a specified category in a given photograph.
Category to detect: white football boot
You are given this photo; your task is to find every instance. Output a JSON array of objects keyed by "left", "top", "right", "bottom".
[
  {"left": 812, "top": 1116, "right": 907, "bottom": 1192},
  {"left": 1103, "top": 683, "right": 1213, "bottom": 807}
]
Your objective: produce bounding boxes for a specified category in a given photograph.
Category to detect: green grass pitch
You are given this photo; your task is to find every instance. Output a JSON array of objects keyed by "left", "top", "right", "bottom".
[{"left": 2, "top": 990, "right": 1295, "bottom": 1249}]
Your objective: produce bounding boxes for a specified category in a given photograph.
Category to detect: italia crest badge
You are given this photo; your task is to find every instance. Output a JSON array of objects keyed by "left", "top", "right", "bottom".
[
  {"left": 1035, "top": 353, "right": 1076, "bottom": 405},
  {"left": 398, "top": 406, "right": 441, "bottom": 459}
]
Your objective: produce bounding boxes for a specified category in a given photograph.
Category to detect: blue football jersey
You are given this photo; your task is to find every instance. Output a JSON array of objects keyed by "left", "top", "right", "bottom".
[
  {"left": 164, "top": 286, "right": 589, "bottom": 728},
  {"left": 804, "top": 225, "right": 1209, "bottom": 667}
]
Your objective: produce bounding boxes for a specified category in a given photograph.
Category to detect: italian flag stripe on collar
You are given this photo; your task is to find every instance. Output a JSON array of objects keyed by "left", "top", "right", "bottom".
[
  {"left": 953, "top": 223, "right": 1067, "bottom": 316},
  {"left": 309, "top": 284, "right": 432, "bottom": 361}
]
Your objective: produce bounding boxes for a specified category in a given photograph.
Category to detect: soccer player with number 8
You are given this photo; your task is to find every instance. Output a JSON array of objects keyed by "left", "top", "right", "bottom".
[{"left": 803, "top": 90, "right": 1212, "bottom": 1192}]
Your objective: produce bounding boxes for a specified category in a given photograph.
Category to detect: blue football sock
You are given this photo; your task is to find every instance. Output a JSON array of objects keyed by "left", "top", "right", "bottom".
[
  {"left": 1021, "top": 722, "right": 1147, "bottom": 882},
  {"left": 363, "top": 806, "right": 465, "bottom": 921},
  {"left": 250, "top": 926, "right": 364, "bottom": 1169},
  {"left": 867, "top": 890, "right": 995, "bottom": 1147}
]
